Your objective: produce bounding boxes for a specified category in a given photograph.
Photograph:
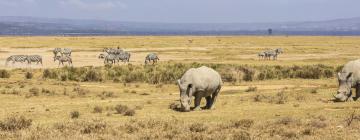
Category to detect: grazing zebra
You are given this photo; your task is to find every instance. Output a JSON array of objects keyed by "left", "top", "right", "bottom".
[
  {"left": 116, "top": 51, "right": 131, "bottom": 63},
  {"left": 53, "top": 48, "right": 61, "bottom": 57},
  {"left": 26, "top": 55, "right": 42, "bottom": 65},
  {"left": 5, "top": 55, "right": 28, "bottom": 65},
  {"left": 145, "top": 53, "right": 160, "bottom": 65},
  {"left": 54, "top": 55, "right": 72, "bottom": 67},
  {"left": 98, "top": 54, "right": 106, "bottom": 59},
  {"left": 61, "top": 48, "right": 72, "bottom": 56},
  {"left": 104, "top": 54, "right": 117, "bottom": 65}
]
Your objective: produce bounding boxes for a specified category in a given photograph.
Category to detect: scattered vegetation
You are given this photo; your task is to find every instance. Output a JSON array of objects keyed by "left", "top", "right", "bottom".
[
  {"left": 0, "top": 115, "right": 32, "bottom": 131},
  {"left": 0, "top": 70, "right": 10, "bottom": 78},
  {"left": 25, "top": 72, "right": 33, "bottom": 79},
  {"left": 39, "top": 63, "right": 337, "bottom": 84},
  {"left": 70, "top": 111, "right": 80, "bottom": 119}
]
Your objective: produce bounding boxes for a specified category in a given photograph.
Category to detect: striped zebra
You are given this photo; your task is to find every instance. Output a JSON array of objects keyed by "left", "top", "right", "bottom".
[
  {"left": 5, "top": 55, "right": 28, "bottom": 66},
  {"left": 104, "top": 54, "right": 117, "bottom": 65},
  {"left": 145, "top": 53, "right": 160, "bottom": 65},
  {"left": 53, "top": 48, "right": 61, "bottom": 57},
  {"left": 26, "top": 55, "right": 42, "bottom": 65},
  {"left": 116, "top": 51, "right": 131, "bottom": 63},
  {"left": 275, "top": 48, "right": 283, "bottom": 54},
  {"left": 61, "top": 48, "right": 72, "bottom": 56},
  {"left": 103, "top": 48, "right": 123, "bottom": 55},
  {"left": 264, "top": 50, "right": 279, "bottom": 60},
  {"left": 258, "top": 51, "right": 266, "bottom": 60},
  {"left": 54, "top": 55, "right": 72, "bottom": 67}
]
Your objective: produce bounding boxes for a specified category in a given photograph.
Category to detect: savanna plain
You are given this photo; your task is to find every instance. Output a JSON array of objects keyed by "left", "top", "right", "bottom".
[{"left": 0, "top": 36, "right": 360, "bottom": 140}]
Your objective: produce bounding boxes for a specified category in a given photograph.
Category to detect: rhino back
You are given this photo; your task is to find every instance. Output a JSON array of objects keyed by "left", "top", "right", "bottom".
[
  {"left": 180, "top": 66, "right": 222, "bottom": 91},
  {"left": 342, "top": 59, "right": 360, "bottom": 81}
]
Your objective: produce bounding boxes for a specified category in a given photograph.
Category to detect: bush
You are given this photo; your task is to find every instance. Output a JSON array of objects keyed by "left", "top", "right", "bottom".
[
  {"left": 29, "top": 87, "right": 40, "bottom": 96},
  {"left": 93, "top": 106, "right": 103, "bottom": 113},
  {"left": 43, "top": 69, "right": 58, "bottom": 79},
  {"left": 115, "top": 104, "right": 129, "bottom": 114},
  {"left": 0, "top": 115, "right": 32, "bottom": 131},
  {"left": 70, "top": 111, "right": 80, "bottom": 119},
  {"left": 245, "top": 86, "right": 257, "bottom": 92},
  {"left": 25, "top": 72, "right": 33, "bottom": 79},
  {"left": 124, "top": 109, "right": 136, "bottom": 116},
  {"left": 0, "top": 70, "right": 10, "bottom": 78},
  {"left": 189, "top": 123, "right": 208, "bottom": 132}
]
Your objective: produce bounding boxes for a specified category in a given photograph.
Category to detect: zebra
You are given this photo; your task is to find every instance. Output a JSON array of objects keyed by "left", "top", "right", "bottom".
[
  {"left": 274, "top": 48, "right": 283, "bottom": 54},
  {"left": 104, "top": 54, "right": 118, "bottom": 65},
  {"left": 5, "top": 55, "right": 28, "bottom": 66},
  {"left": 264, "top": 50, "right": 279, "bottom": 60},
  {"left": 26, "top": 55, "right": 42, "bottom": 65},
  {"left": 116, "top": 51, "right": 131, "bottom": 63},
  {"left": 103, "top": 48, "right": 121, "bottom": 55},
  {"left": 145, "top": 53, "right": 160, "bottom": 65},
  {"left": 258, "top": 51, "right": 266, "bottom": 60},
  {"left": 54, "top": 55, "right": 72, "bottom": 67},
  {"left": 53, "top": 48, "right": 61, "bottom": 57},
  {"left": 61, "top": 48, "right": 72, "bottom": 56}
]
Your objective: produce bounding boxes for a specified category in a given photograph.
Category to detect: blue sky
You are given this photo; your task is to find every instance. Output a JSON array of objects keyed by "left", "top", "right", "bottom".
[{"left": 0, "top": 0, "right": 359, "bottom": 23}]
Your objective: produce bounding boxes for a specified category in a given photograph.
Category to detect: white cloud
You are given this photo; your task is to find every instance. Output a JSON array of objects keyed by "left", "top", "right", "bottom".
[{"left": 59, "top": 0, "right": 127, "bottom": 10}]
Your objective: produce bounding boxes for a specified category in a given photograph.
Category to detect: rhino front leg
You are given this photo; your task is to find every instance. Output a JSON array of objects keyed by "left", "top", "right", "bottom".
[
  {"left": 205, "top": 96, "right": 212, "bottom": 109},
  {"left": 209, "top": 87, "right": 221, "bottom": 110},
  {"left": 193, "top": 93, "right": 202, "bottom": 111}
]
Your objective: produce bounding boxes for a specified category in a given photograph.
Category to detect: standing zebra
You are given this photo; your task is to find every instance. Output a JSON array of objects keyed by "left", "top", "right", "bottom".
[
  {"left": 274, "top": 48, "right": 283, "bottom": 54},
  {"left": 54, "top": 55, "right": 72, "bottom": 67},
  {"left": 26, "top": 55, "right": 43, "bottom": 65},
  {"left": 264, "top": 50, "right": 279, "bottom": 60},
  {"left": 104, "top": 54, "right": 117, "bottom": 65},
  {"left": 53, "top": 48, "right": 62, "bottom": 57},
  {"left": 258, "top": 51, "right": 266, "bottom": 60},
  {"left": 61, "top": 48, "right": 72, "bottom": 56},
  {"left": 145, "top": 53, "right": 160, "bottom": 65},
  {"left": 103, "top": 47, "right": 123, "bottom": 55},
  {"left": 5, "top": 55, "right": 28, "bottom": 66},
  {"left": 116, "top": 51, "right": 131, "bottom": 63}
]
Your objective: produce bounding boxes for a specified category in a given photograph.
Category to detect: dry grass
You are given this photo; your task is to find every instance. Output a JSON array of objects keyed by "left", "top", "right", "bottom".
[{"left": 0, "top": 36, "right": 359, "bottom": 139}]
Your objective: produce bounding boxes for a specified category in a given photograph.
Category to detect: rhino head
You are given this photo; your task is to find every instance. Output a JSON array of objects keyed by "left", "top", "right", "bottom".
[
  {"left": 335, "top": 72, "right": 353, "bottom": 102},
  {"left": 177, "top": 79, "right": 192, "bottom": 112}
]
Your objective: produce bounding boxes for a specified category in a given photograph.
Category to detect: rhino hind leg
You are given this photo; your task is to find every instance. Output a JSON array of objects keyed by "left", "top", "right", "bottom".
[{"left": 209, "top": 87, "right": 221, "bottom": 110}]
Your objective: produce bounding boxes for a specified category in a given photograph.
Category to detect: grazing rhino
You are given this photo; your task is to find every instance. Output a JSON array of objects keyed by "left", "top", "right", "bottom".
[
  {"left": 177, "top": 66, "right": 222, "bottom": 112},
  {"left": 335, "top": 59, "right": 360, "bottom": 102}
]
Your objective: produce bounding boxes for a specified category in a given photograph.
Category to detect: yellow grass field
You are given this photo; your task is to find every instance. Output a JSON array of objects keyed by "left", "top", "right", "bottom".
[{"left": 0, "top": 36, "right": 360, "bottom": 140}]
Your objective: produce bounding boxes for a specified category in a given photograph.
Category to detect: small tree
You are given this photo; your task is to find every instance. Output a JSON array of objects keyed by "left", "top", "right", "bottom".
[{"left": 268, "top": 28, "right": 273, "bottom": 35}]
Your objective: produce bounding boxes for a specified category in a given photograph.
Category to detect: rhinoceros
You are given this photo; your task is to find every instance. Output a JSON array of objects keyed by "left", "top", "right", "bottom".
[
  {"left": 177, "top": 66, "right": 222, "bottom": 112},
  {"left": 335, "top": 59, "right": 360, "bottom": 102}
]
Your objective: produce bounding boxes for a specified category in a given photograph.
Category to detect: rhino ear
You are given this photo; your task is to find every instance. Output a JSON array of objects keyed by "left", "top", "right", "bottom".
[
  {"left": 347, "top": 72, "right": 353, "bottom": 79},
  {"left": 337, "top": 72, "right": 341, "bottom": 78},
  {"left": 177, "top": 79, "right": 181, "bottom": 86},
  {"left": 186, "top": 84, "right": 193, "bottom": 97}
]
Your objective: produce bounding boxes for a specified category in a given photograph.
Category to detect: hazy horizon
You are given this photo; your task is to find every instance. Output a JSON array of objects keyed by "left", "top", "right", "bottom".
[{"left": 0, "top": 0, "right": 359, "bottom": 23}]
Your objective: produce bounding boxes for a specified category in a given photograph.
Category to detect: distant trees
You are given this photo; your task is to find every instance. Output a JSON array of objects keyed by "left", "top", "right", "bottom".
[{"left": 268, "top": 28, "right": 273, "bottom": 35}]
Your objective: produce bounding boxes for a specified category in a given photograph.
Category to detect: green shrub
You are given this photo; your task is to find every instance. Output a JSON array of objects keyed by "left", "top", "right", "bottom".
[
  {"left": 0, "top": 115, "right": 32, "bottom": 131},
  {"left": 25, "top": 72, "right": 33, "bottom": 79},
  {"left": 0, "top": 70, "right": 10, "bottom": 78}
]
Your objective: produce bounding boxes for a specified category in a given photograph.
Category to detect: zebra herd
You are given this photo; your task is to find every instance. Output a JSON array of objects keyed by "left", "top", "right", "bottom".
[
  {"left": 257, "top": 48, "right": 284, "bottom": 60},
  {"left": 53, "top": 48, "right": 73, "bottom": 67},
  {"left": 98, "top": 47, "right": 160, "bottom": 65},
  {"left": 5, "top": 55, "right": 42, "bottom": 66}
]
